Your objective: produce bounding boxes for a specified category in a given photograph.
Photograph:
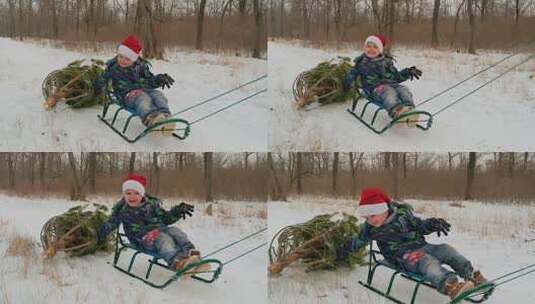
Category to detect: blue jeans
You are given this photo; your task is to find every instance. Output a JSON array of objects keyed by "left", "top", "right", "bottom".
[
  {"left": 124, "top": 89, "right": 171, "bottom": 123},
  {"left": 399, "top": 244, "right": 474, "bottom": 294},
  {"left": 372, "top": 84, "right": 415, "bottom": 117},
  {"left": 141, "top": 226, "right": 195, "bottom": 266}
]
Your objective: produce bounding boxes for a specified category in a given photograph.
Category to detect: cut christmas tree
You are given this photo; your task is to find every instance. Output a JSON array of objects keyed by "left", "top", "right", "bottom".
[
  {"left": 292, "top": 56, "right": 361, "bottom": 108},
  {"left": 42, "top": 59, "right": 107, "bottom": 110},
  {"left": 41, "top": 203, "right": 114, "bottom": 258},
  {"left": 268, "top": 213, "right": 367, "bottom": 274}
]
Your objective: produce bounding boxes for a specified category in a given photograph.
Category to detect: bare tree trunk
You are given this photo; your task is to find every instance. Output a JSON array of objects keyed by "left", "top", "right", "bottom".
[
  {"left": 204, "top": 152, "right": 213, "bottom": 202},
  {"left": 431, "top": 0, "right": 441, "bottom": 47},
  {"left": 349, "top": 152, "right": 364, "bottom": 199},
  {"left": 7, "top": 153, "right": 16, "bottom": 189},
  {"left": 135, "top": 0, "right": 163, "bottom": 59},
  {"left": 302, "top": 0, "right": 310, "bottom": 39},
  {"left": 296, "top": 152, "right": 303, "bottom": 195},
  {"left": 332, "top": 152, "right": 339, "bottom": 197},
  {"left": 88, "top": 152, "right": 97, "bottom": 192},
  {"left": 279, "top": 0, "right": 285, "bottom": 37},
  {"left": 152, "top": 152, "right": 160, "bottom": 195},
  {"left": 464, "top": 152, "right": 476, "bottom": 200},
  {"left": 268, "top": 152, "right": 286, "bottom": 201},
  {"left": 252, "top": 0, "right": 264, "bottom": 58},
  {"left": 196, "top": 0, "right": 207, "bottom": 50},
  {"left": 8, "top": 0, "right": 16, "bottom": 38},
  {"left": 402, "top": 153, "right": 407, "bottom": 178},
  {"left": 217, "top": 0, "right": 232, "bottom": 49},
  {"left": 68, "top": 152, "right": 87, "bottom": 201},
  {"left": 508, "top": 152, "right": 515, "bottom": 179},
  {"left": 467, "top": 0, "right": 476, "bottom": 54},
  {"left": 452, "top": 0, "right": 466, "bottom": 46},
  {"left": 392, "top": 153, "right": 400, "bottom": 199},
  {"left": 39, "top": 152, "right": 46, "bottom": 190},
  {"left": 128, "top": 152, "right": 136, "bottom": 173}
]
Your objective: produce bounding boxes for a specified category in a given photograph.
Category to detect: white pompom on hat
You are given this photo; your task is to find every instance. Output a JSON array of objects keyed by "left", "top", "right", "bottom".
[
  {"left": 358, "top": 187, "right": 391, "bottom": 217},
  {"left": 364, "top": 34, "right": 387, "bottom": 54},
  {"left": 122, "top": 174, "right": 146, "bottom": 197},
  {"left": 117, "top": 35, "right": 142, "bottom": 62}
]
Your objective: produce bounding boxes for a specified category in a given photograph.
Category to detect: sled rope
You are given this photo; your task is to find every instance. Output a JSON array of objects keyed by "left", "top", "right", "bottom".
[
  {"left": 415, "top": 53, "right": 518, "bottom": 108},
  {"left": 202, "top": 227, "right": 267, "bottom": 259},
  {"left": 170, "top": 74, "right": 267, "bottom": 118},
  {"left": 431, "top": 54, "right": 534, "bottom": 117},
  {"left": 222, "top": 242, "right": 268, "bottom": 266},
  {"left": 489, "top": 263, "right": 535, "bottom": 288},
  {"left": 189, "top": 88, "right": 267, "bottom": 125},
  {"left": 416, "top": 39, "right": 535, "bottom": 108}
]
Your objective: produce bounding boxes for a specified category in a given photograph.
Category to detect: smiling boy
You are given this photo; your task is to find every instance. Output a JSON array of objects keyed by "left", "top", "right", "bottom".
[{"left": 337, "top": 188, "right": 488, "bottom": 300}]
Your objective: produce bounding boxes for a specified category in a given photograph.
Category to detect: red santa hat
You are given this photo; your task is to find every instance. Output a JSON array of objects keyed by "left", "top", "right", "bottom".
[
  {"left": 358, "top": 188, "right": 391, "bottom": 217},
  {"left": 364, "top": 35, "right": 387, "bottom": 54},
  {"left": 122, "top": 174, "right": 146, "bottom": 197},
  {"left": 117, "top": 35, "right": 142, "bottom": 62}
]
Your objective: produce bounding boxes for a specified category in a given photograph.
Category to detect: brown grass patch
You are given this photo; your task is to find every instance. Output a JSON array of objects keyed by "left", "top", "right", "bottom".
[{"left": 4, "top": 232, "right": 37, "bottom": 279}]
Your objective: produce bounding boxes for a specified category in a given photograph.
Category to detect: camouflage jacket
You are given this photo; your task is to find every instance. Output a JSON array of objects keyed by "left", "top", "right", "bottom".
[
  {"left": 97, "top": 195, "right": 181, "bottom": 246},
  {"left": 93, "top": 57, "right": 160, "bottom": 100},
  {"left": 346, "top": 202, "right": 436, "bottom": 264},
  {"left": 344, "top": 54, "right": 411, "bottom": 95}
]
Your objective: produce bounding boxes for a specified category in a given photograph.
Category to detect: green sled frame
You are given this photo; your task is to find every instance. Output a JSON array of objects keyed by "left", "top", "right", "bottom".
[
  {"left": 359, "top": 243, "right": 494, "bottom": 304},
  {"left": 98, "top": 92, "right": 191, "bottom": 143},
  {"left": 113, "top": 228, "right": 223, "bottom": 289},
  {"left": 347, "top": 94, "right": 433, "bottom": 134}
]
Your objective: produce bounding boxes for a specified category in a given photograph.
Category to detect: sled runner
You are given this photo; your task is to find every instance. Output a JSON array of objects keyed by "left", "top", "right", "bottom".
[
  {"left": 113, "top": 226, "right": 267, "bottom": 289},
  {"left": 347, "top": 91, "right": 433, "bottom": 135},
  {"left": 358, "top": 242, "right": 493, "bottom": 304},
  {"left": 98, "top": 91, "right": 191, "bottom": 143},
  {"left": 113, "top": 226, "right": 223, "bottom": 289}
]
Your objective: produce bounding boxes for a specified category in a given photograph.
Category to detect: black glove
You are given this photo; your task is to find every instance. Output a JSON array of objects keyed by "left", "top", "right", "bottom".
[
  {"left": 154, "top": 73, "right": 175, "bottom": 89},
  {"left": 405, "top": 66, "right": 422, "bottom": 80},
  {"left": 92, "top": 80, "right": 103, "bottom": 95},
  {"left": 171, "top": 202, "right": 194, "bottom": 220},
  {"left": 336, "top": 238, "right": 356, "bottom": 261},
  {"left": 426, "top": 218, "right": 451, "bottom": 237}
]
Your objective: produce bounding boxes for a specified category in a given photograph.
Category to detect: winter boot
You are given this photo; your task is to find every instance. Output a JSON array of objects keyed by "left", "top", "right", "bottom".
[
  {"left": 187, "top": 249, "right": 212, "bottom": 274},
  {"left": 145, "top": 112, "right": 175, "bottom": 136},
  {"left": 470, "top": 270, "right": 488, "bottom": 286},
  {"left": 392, "top": 105, "right": 418, "bottom": 127},
  {"left": 444, "top": 278, "right": 475, "bottom": 300},
  {"left": 173, "top": 255, "right": 201, "bottom": 272}
]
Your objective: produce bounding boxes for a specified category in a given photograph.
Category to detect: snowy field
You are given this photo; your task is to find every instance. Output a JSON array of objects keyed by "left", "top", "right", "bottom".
[
  {"left": 0, "top": 194, "right": 267, "bottom": 304},
  {"left": 268, "top": 197, "right": 535, "bottom": 304},
  {"left": 0, "top": 38, "right": 268, "bottom": 152},
  {"left": 268, "top": 40, "right": 535, "bottom": 152}
]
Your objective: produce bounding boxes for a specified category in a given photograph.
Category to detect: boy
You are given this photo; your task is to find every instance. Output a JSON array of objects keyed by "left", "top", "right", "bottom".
[
  {"left": 97, "top": 174, "right": 202, "bottom": 271},
  {"left": 93, "top": 36, "right": 176, "bottom": 134},
  {"left": 337, "top": 188, "right": 488, "bottom": 300},
  {"left": 343, "top": 35, "right": 422, "bottom": 124}
]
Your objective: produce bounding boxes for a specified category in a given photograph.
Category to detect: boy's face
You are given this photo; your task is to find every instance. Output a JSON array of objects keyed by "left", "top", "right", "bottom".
[
  {"left": 365, "top": 211, "right": 389, "bottom": 227},
  {"left": 123, "top": 189, "right": 143, "bottom": 207},
  {"left": 364, "top": 42, "right": 380, "bottom": 58},
  {"left": 117, "top": 54, "right": 134, "bottom": 68}
]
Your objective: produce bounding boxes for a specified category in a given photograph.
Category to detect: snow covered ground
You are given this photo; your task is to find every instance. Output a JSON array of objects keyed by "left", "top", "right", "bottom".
[
  {"left": 268, "top": 197, "right": 535, "bottom": 304},
  {"left": 0, "top": 38, "right": 268, "bottom": 152},
  {"left": 0, "top": 194, "right": 267, "bottom": 304},
  {"left": 268, "top": 40, "right": 535, "bottom": 152}
]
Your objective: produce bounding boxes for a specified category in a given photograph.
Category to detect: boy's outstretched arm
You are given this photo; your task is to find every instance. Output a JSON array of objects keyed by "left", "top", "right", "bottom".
[
  {"left": 92, "top": 68, "right": 112, "bottom": 95},
  {"left": 96, "top": 202, "right": 123, "bottom": 242},
  {"left": 405, "top": 211, "right": 451, "bottom": 237},
  {"left": 155, "top": 202, "right": 194, "bottom": 225},
  {"left": 342, "top": 66, "right": 360, "bottom": 91},
  {"left": 336, "top": 224, "right": 369, "bottom": 260},
  {"left": 141, "top": 63, "right": 175, "bottom": 89}
]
